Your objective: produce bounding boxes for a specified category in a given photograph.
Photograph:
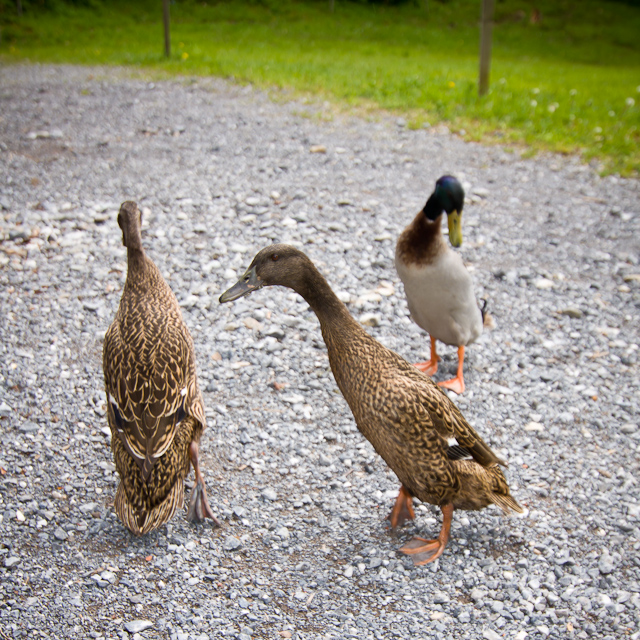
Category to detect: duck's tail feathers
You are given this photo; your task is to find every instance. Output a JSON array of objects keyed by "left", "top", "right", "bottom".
[
  {"left": 467, "top": 437, "right": 507, "bottom": 468},
  {"left": 115, "top": 478, "right": 184, "bottom": 535},
  {"left": 480, "top": 299, "right": 495, "bottom": 330},
  {"left": 491, "top": 491, "right": 524, "bottom": 515}
]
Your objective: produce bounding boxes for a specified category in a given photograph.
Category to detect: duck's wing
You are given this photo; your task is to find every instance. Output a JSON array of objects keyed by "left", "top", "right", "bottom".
[
  {"left": 397, "top": 364, "right": 505, "bottom": 469},
  {"left": 103, "top": 318, "right": 204, "bottom": 481}
]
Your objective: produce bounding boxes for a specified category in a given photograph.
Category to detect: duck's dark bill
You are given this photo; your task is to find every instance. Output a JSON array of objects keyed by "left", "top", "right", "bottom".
[{"left": 219, "top": 267, "right": 261, "bottom": 303}]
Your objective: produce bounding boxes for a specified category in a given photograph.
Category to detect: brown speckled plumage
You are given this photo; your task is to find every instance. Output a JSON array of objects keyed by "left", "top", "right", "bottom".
[
  {"left": 103, "top": 201, "right": 216, "bottom": 535},
  {"left": 316, "top": 276, "right": 517, "bottom": 515},
  {"left": 220, "top": 244, "right": 521, "bottom": 560}
]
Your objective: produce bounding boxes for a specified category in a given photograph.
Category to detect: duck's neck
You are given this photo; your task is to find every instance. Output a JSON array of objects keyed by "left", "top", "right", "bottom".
[
  {"left": 121, "top": 214, "right": 149, "bottom": 287},
  {"left": 125, "top": 246, "right": 149, "bottom": 288},
  {"left": 397, "top": 211, "right": 446, "bottom": 265},
  {"left": 296, "top": 267, "right": 355, "bottom": 325},
  {"left": 288, "top": 261, "right": 374, "bottom": 403},
  {"left": 286, "top": 263, "right": 361, "bottom": 349}
]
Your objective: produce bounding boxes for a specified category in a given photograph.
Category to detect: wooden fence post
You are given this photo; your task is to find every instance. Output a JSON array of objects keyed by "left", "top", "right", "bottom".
[
  {"left": 479, "top": 0, "right": 494, "bottom": 96},
  {"left": 163, "top": 0, "right": 171, "bottom": 58}
]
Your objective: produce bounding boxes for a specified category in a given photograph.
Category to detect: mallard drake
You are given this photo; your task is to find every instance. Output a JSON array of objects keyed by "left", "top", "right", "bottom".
[
  {"left": 395, "top": 175, "right": 484, "bottom": 394},
  {"left": 103, "top": 201, "right": 220, "bottom": 535},
  {"left": 220, "top": 244, "right": 521, "bottom": 564}
]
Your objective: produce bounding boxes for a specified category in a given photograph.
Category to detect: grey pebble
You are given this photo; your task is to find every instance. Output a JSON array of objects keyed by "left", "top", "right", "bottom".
[
  {"left": 261, "top": 488, "right": 277, "bottom": 501},
  {"left": 53, "top": 527, "right": 68, "bottom": 541},
  {"left": 223, "top": 536, "right": 242, "bottom": 551},
  {"left": 598, "top": 552, "right": 616, "bottom": 575}
]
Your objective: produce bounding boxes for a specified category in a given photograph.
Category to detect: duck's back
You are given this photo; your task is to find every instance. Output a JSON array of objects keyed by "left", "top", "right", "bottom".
[
  {"left": 109, "top": 258, "right": 186, "bottom": 361},
  {"left": 104, "top": 257, "right": 203, "bottom": 447}
]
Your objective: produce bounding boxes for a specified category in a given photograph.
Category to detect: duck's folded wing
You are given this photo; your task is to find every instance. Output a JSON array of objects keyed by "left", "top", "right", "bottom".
[
  {"left": 403, "top": 373, "right": 506, "bottom": 468},
  {"left": 104, "top": 322, "right": 200, "bottom": 480}
]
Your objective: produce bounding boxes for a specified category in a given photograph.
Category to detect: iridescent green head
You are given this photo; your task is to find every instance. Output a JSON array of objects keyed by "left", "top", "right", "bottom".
[{"left": 422, "top": 175, "right": 465, "bottom": 247}]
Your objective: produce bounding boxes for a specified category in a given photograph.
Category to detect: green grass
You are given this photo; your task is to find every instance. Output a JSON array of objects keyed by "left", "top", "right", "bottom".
[{"left": 2, "top": 0, "right": 640, "bottom": 175}]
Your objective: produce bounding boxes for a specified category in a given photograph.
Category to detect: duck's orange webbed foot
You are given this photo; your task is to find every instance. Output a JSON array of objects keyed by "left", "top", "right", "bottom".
[
  {"left": 438, "top": 375, "right": 465, "bottom": 395},
  {"left": 414, "top": 336, "right": 439, "bottom": 376},
  {"left": 388, "top": 484, "right": 415, "bottom": 529},
  {"left": 186, "top": 441, "right": 221, "bottom": 526},
  {"left": 400, "top": 537, "right": 447, "bottom": 565},
  {"left": 399, "top": 503, "right": 453, "bottom": 565},
  {"left": 414, "top": 359, "right": 439, "bottom": 376},
  {"left": 437, "top": 345, "right": 466, "bottom": 395}
]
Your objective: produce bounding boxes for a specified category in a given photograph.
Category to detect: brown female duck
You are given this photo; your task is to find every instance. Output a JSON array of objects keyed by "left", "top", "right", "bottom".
[
  {"left": 103, "top": 201, "right": 220, "bottom": 535},
  {"left": 220, "top": 244, "right": 521, "bottom": 564}
]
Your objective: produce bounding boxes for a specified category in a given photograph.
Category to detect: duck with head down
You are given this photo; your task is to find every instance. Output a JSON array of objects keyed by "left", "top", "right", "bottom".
[
  {"left": 103, "top": 201, "right": 220, "bottom": 535},
  {"left": 396, "top": 175, "right": 487, "bottom": 395},
  {"left": 220, "top": 244, "right": 521, "bottom": 565}
]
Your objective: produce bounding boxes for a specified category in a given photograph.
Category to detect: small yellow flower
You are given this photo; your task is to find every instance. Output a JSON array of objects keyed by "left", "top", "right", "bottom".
[
  {"left": 448, "top": 81, "right": 455, "bottom": 88},
  {"left": 181, "top": 52, "right": 189, "bottom": 61}
]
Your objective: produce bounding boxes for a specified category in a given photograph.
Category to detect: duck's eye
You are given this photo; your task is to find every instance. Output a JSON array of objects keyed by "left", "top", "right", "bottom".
[{"left": 271, "top": 254, "right": 279, "bottom": 262}]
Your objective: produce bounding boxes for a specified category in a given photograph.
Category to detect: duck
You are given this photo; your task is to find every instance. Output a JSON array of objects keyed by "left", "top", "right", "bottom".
[
  {"left": 219, "top": 244, "right": 521, "bottom": 564},
  {"left": 103, "top": 201, "right": 220, "bottom": 535},
  {"left": 395, "top": 175, "right": 486, "bottom": 394}
]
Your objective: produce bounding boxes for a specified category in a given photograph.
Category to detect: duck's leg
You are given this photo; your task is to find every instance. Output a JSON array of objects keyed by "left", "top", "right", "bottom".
[
  {"left": 399, "top": 503, "right": 453, "bottom": 565},
  {"left": 438, "top": 346, "right": 465, "bottom": 394},
  {"left": 186, "top": 441, "right": 221, "bottom": 526},
  {"left": 388, "top": 484, "right": 415, "bottom": 529},
  {"left": 414, "top": 336, "right": 440, "bottom": 376}
]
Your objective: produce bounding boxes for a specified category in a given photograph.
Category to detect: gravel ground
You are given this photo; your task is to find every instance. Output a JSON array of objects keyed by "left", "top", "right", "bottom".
[{"left": 1, "top": 64, "right": 639, "bottom": 640}]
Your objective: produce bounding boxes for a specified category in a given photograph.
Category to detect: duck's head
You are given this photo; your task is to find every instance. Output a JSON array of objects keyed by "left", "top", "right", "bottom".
[
  {"left": 422, "top": 175, "right": 465, "bottom": 247},
  {"left": 219, "top": 244, "right": 309, "bottom": 303},
  {"left": 117, "top": 201, "right": 143, "bottom": 250}
]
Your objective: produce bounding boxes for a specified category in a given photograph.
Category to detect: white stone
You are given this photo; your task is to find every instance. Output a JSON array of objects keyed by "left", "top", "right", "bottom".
[
  {"left": 534, "top": 277, "right": 554, "bottom": 290},
  {"left": 359, "top": 313, "right": 381, "bottom": 327},
  {"left": 124, "top": 620, "right": 153, "bottom": 634},
  {"left": 482, "top": 628, "right": 501, "bottom": 640}
]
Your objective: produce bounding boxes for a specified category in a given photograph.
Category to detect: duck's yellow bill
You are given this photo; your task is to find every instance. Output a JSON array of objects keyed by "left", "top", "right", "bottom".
[{"left": 447, "top": 210, "right": 463, "bottom": 247}]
